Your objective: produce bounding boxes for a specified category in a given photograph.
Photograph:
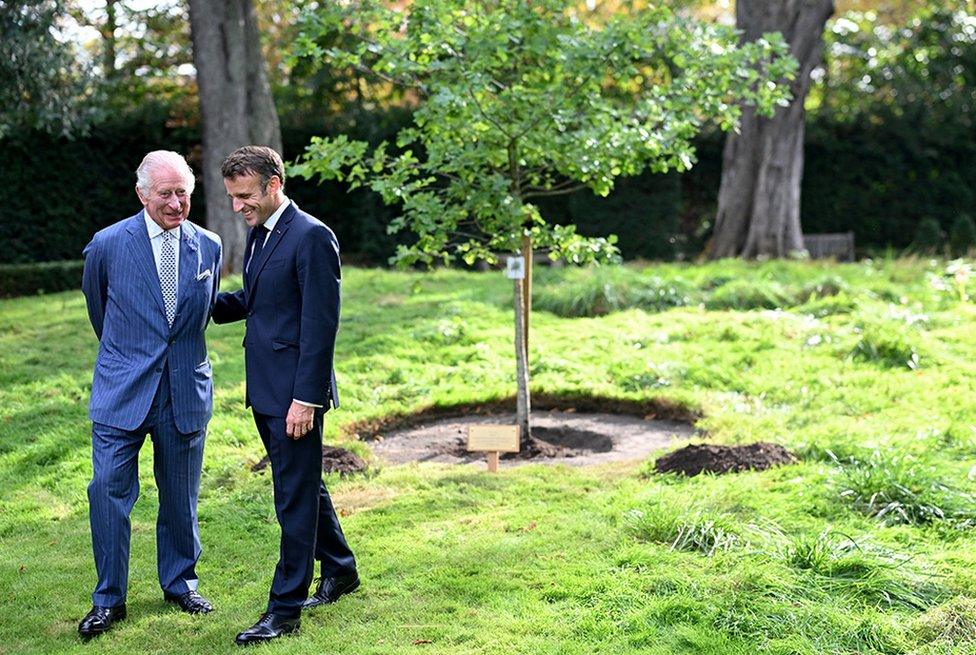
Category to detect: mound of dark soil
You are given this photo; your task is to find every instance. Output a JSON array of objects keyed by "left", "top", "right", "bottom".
[
  {"left": 252, "top": 446, "right": 368, "bottom": 475},
  {"left": 322, "top": 446, "right": 368, "bottom": 475},
  {"left": 655, "top": 442, "right": 795, "bottom": 477}
]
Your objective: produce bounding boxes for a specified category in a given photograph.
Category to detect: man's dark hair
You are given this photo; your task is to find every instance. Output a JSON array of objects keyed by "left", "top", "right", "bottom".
[{"left": 220, "top": 145, "right": 285, "bottom": 192}]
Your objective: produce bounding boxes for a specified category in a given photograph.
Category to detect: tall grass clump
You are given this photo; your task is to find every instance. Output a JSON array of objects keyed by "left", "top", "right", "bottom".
[
  {"left": 849, "top": 320, "right": 922, "bottom": 369},
  {"left": 835, "top": 451, "right": 976, "bottom": 527},
  {"left": 911, "top": 597, "right": 976, "bottom": 648},
  {"left": 781, "top": 530, "right": 941, "bottom": 609},
  {"left": 703, "top": 279, "right": 797, "bottom": 311},
  {"left": 533, "top": 266, "right": 694, "bottom": 317},
  {"left": 625, "top": 501, "right": 740, "bottom": 556},
  {"left": 798, "top": 275, "right": 849, "bottom": 301},
  {"left": 793, "top": 291, "right": 858, "bottom": 317}
]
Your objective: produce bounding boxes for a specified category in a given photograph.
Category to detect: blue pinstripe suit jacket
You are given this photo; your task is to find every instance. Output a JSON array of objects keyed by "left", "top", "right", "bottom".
[{"left": 82, "top": 212, "right": 222, "bottom": 433}]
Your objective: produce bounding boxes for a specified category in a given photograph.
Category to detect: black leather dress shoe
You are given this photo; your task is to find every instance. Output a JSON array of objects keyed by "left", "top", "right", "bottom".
[
  {"left": 303, "top": 573, "right": 360, "bottom": 609},
  {"left": 235, "top": 613, "right": 300, "bottom": 646},
  {"left": 78, "top": 604, "right": 126, "bottom": 639},
  {"left": 164, "top": 589, "right": 214, "bottom": 614}
]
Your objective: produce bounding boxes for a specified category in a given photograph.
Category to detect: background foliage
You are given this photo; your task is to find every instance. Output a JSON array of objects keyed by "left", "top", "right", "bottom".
[{"left": 3, "top": 1, "right": 975, "bottom": 267}]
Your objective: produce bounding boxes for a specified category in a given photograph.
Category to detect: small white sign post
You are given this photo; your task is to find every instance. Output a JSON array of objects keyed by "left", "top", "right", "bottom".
[
  {"left": 506, "top": 256, "right": 525, "bottom": 280},
  {"left": 468, "top": 425, "right": 520, "bottom": 472}
]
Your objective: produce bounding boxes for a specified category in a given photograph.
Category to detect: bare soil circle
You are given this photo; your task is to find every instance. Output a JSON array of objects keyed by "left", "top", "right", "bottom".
[{"left": 368, "top": 409, "right": 695, "bottom": 468}]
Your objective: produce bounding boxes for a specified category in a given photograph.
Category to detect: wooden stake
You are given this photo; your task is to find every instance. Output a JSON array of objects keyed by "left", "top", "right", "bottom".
[
  {"left": 521, "top": 235, "right": 532, "bottom": 357},
  {"left": 487, "top": 451, "right": 500, "bottom": 473},
  {"left": 514, "top": 278, "right": 531, "bottom": 447}
]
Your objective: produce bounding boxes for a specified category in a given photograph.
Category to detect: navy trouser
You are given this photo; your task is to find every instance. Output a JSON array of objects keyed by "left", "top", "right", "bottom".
[
  {"left": 88, "top": 370, "right": 205, "bottom": 607},
  {"left": 252, "top": 408, "right": 357, "bottom": 617}
]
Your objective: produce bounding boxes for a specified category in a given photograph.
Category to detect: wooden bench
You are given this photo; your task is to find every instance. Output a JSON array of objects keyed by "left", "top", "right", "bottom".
[{"left": 803, "top": 232, "right": 855, "bottom": 261}]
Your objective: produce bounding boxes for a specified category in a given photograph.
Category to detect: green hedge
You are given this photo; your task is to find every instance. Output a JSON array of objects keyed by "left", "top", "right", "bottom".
[
  {"left": 0, "top": 260, "right": 85, "bottom": 297},
  {"left": 4, "top": 103, "right": 976, "bottom": 266}
]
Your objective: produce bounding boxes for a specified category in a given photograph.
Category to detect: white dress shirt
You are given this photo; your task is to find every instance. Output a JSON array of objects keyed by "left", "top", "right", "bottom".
[{"left": 144, "top": 211, "right": 180, "bottom": 286}]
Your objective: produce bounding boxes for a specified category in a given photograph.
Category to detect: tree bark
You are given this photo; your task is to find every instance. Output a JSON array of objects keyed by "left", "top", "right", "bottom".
[
  {"left": 708, "top": 0, "right": 834, "bottom": 259},
  {"left": 521, "top": 234, "right": 532, "bottom": 362},
  {"left": 514, "top": 278, "right": 531, "bottom": 447},
  {"left": 188, "top": 0, "right": 282, "bottom": 273},
  {"left": 101, "top": 0, "right": 117, "bottom": 79}
]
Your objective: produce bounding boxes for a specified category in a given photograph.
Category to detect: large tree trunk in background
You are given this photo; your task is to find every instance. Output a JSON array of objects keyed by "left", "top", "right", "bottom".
[
  {"left": 101, "top": 0, "right": 117, "bottom": 79},
  {"left": 708, "top": 0, "right": 834, "bottom": 259},
  {"left": 188, "top": 0, "right": 281, "bottom": 273}
]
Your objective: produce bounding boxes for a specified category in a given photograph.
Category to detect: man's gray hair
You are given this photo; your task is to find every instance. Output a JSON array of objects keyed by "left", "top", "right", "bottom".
[{"left": 135, "top": 151, "right": 196, "bottom": 195}]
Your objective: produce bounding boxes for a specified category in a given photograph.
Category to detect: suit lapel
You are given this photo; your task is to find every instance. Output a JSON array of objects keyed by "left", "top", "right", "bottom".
[
  {"left": 126, "top": 213, "right": 167, "bottom": 318},
  {"left": 246, "top": 202, "right": 295, "bottom": 306},
  {"left": 175, "top": 221, "right": 200, "bottom": 320}
]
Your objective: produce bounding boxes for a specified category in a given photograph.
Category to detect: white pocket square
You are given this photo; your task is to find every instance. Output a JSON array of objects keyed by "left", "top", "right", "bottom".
[{"left": 196, "top": 269, "right": 213, "bottom": 280}]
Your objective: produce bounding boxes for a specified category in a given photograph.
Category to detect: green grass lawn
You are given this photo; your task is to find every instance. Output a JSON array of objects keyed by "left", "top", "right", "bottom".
[{"left": 3, "top": 258, "right": 976, "bottom": 654}]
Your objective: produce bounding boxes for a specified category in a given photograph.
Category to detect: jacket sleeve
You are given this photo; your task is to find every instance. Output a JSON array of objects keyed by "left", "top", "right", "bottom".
[
  {"left": 82, "top": 235, "right": 107, "bottom": 340},
  {"left": 293, "top": 225, "right": 340, "bottom": 406},
  {"left": 208, "top": 236, "right": 223, "bottom": 321},
  {"left": 213, "top": 288, "right": 247, "bottom": 324}
]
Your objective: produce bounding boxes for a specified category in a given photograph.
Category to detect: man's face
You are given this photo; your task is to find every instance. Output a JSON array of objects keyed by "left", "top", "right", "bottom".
[
  {"left": 223, "top": 173, "right": 281, "bottom": 228},
  {"left": 136, "top": 165, "right": 191, "bottom": 230}
]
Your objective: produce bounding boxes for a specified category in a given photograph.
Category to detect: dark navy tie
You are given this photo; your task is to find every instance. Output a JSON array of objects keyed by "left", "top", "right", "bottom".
[{"left": 246, "top": 225, "right": 269, "bottom": 284}]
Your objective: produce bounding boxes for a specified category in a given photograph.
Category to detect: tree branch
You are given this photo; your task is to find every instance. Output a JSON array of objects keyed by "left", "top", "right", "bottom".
[{"left": 522, "top": 184, "right": 586, "bottom": 199}]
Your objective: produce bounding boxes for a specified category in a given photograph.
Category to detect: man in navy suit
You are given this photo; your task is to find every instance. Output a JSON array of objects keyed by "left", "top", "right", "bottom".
[
  {"left": 212, "top": 146, "right": 358, "bottom": 646},
  {"left": 79, "top": 151, "right": 222, "bottom": 639}
]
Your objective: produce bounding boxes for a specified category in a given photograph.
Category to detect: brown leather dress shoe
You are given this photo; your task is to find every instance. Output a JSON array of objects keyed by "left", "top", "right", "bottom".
[
  {"left": 78, "top": 604, "right": 126, "bottom": 639},
  {"left": 235, "top": 612, "right": 300, "bottom": 646},
  {"left": 302, "top": 573, "right": 360, "bottom": 609}
]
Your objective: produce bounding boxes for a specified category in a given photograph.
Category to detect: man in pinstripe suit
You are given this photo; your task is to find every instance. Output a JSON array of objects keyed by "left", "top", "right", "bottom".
[{"left": 78, "top": 151, "right": 223, "bottom": 639}]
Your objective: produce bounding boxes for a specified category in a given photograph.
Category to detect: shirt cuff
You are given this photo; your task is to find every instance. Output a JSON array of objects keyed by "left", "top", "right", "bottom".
[{"left": 293, "top": 398, "right": 323, "bottom": 408}]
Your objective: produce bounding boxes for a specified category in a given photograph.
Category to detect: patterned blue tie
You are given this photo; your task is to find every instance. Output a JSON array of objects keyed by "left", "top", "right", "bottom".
[{"left": 160, "top": 231, "right": 177, "bottom": 327}]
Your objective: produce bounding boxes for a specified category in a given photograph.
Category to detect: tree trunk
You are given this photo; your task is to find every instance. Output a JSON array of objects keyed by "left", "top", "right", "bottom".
[
  {"left": 188, "top": 0, "right": 282, "bottom": 273},
  {"left": 101, "top": 0, "right": 117, "bottom": 79},
  {"left": 521, "top": 234, "right": 532, "bottom": 362},
  {"left": 708, "top": 0, "right": 834, "bottom": 260},
  {"left": 514, "top": 277, "right": 531, "bottom": 447}
]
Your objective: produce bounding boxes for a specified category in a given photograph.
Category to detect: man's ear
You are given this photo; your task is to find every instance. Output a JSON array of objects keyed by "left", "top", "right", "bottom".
[
  {"left": 267, "top": 175, "right": 282, "bottom": 195},
  {"left": 135, "top": 184, "right": 149, "bottom": 207}
]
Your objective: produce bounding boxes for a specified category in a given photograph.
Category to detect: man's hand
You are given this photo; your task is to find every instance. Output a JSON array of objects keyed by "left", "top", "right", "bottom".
[{"left": 286, "top": 401, "right": 316, "bottom": 440}]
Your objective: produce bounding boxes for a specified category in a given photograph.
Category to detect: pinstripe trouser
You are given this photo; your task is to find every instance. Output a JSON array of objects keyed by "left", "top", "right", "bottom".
[{"left": 88, "top": 368, "right": 206, "bottom": 607}]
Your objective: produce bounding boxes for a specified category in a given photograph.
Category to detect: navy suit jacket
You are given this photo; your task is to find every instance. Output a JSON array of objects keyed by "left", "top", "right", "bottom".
[
  {"left": 213, "top": 201, "right": 341, "bottom": 417},
  {"left": 82, "top": 213, "right": 222, "bottom": 433}
]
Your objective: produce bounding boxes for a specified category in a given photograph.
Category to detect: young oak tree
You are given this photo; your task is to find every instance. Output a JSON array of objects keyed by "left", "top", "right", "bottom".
[{"left": 290, "top": 0, "right": 795, "bottom": 446}]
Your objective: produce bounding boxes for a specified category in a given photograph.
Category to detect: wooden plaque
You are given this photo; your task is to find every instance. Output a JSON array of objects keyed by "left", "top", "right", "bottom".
[{"left": 467, "top": 424, "right": 520, "bottom": 453}]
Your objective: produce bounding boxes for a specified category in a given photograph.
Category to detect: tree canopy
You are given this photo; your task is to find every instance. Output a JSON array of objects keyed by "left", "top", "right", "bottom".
[
  {"left": 0, "top": 0, "right": 96, "bottom": 138},
  {"left": 291, "top": 0, "right": 795, "bottom": 267}
]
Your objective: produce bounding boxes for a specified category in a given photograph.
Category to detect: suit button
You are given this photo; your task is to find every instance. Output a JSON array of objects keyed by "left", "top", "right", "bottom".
[
  {"left": 155, "top": 367, "right": 163, "bottom": 373},
  {"left": 247, "top": 310, "right": 254, "bottom": 317}
]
